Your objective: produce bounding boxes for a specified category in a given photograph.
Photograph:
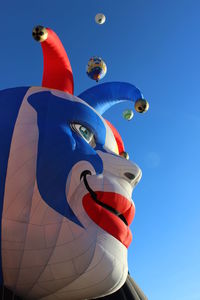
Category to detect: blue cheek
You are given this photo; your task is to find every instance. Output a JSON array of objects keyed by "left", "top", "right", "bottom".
[{"left": 28, "top": 91, "right": 105, "bottom": 226}]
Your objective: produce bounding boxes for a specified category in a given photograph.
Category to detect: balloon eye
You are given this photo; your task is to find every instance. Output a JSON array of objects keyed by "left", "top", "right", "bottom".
[
  {"left": 120, "top": 151, "right": 129, "bottom": 160},
  {"left": 71, "top": 123, "right": 96, "bottom": 147},
  {"left": 79, "top": 126, "right": 93, "bottom": 142}
]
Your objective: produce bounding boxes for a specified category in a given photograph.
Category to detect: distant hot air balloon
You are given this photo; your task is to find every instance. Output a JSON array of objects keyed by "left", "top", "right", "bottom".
[
  {"left": 123, "top": 109, "right": 134, "bottom": 121},
  {"left": 86, "top": 56, "right": 107, "bottom": 82},
  {"left": 95, "top": 13, "right": 106, "bottom": 24}
]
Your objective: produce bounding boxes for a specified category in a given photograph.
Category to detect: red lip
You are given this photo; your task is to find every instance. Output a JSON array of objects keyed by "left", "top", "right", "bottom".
[{"left": 82, "top": 191, "right": 135, "bottom": 248}]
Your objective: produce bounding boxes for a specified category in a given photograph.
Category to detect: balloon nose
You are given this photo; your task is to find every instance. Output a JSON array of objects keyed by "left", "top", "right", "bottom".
[
  {"left": 32, "top": 25, "right": 48, "bottom": 42},
  {"left": 123, "top": 168, "right": 142, "bottom": 186}
]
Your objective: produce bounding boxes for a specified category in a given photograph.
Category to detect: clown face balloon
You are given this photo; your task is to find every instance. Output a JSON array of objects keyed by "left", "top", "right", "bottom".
[{"left": 0, "top": 26, "right": 148, "bottom": 300}]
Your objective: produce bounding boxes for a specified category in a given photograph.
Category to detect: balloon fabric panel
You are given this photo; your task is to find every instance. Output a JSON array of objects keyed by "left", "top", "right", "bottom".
[
  {"left": 105, "top": 120, "right": 125, "bottom": 154},
  {"left": 28, "top": 91, "right": 106, "bottom": 224},
  {"left": 78, "top": 82, "right": 143, "bottom": 115},
  {"left": 41, "top": 28, "right": 74, "bottom": 94},
  {"left": 0, "top": 87, "right": 29, "bottom": 284}
]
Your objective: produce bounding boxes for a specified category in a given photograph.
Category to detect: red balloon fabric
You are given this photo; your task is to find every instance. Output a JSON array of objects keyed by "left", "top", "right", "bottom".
[{"left": 41, "top": 28, "right": 74, "bottom": 94}]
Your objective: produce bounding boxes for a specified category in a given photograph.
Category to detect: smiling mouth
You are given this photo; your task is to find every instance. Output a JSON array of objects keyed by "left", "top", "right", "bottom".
[
  {"left": 80, "top": 170, "right": 128, "bottom": 226},
  {"left": 81, "top": 170, "right": 135, "bottom": 248}
]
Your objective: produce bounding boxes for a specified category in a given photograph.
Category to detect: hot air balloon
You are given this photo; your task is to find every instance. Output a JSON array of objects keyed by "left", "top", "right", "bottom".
[
  {"left": 95, "top": 13, "right": 106, "bottom": 25},
  {"left": 86, "top": 56, "right": 107, "bottom": 82},
  {"left": 123, "top": 109, "right": 134, "bottom": 121},
  {"left": 0, "top": 25, "right": 148, "bottom": 300}
]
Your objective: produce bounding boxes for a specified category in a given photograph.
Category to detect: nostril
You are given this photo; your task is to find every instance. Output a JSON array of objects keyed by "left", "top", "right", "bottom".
[{"left": 124, "top": 172, "right": 136, "bottom": 181}]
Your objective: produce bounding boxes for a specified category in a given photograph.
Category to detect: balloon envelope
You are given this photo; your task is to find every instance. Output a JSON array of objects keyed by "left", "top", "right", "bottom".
[
  {"left": 123, "top": 109, "right": 134, "bottom": 120},
  {"left": 95, "top": 13, "right": 106, "bottom": 24},
  {"left": 86, "top": 56, "right": 107, "bottom": 82}
]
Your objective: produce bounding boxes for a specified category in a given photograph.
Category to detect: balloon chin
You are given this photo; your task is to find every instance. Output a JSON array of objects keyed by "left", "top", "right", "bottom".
[
  {"left": 72, "top": 241, "right": 128, "bottom": 300},
  {"left": 59, "top": 230, "right": 128, "bottom": 300}
]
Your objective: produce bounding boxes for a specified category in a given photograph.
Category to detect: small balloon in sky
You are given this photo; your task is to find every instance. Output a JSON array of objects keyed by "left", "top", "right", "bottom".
[
  {"left": 86, "top": 56, "right": 107, "bottom": 82},
  {"left": 123, "top": 109, "right": 134, "bottom": 121},
  {"left": 95, "top": 13, "right": 106, "bottom": 25}
]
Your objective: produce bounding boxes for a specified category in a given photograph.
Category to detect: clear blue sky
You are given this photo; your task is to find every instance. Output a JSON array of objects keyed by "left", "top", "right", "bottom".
[{"left": 1, "top": 1, "right": 200, "bottom": 299}]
